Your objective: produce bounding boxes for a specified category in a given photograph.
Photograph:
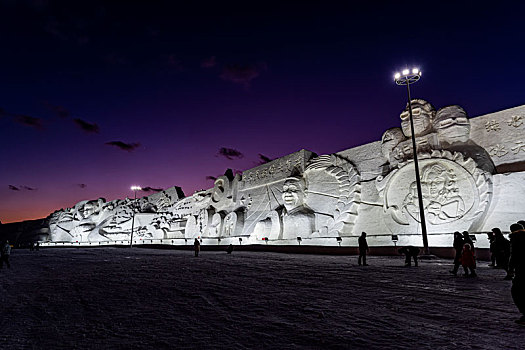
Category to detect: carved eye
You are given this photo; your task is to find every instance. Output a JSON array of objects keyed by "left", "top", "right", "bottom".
[{"left": 439, "top": 119, "right": 454, "bottom": 128}]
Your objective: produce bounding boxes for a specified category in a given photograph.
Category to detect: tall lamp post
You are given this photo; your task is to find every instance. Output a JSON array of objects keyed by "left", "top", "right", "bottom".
[
  {"left": 130, "top": 185, "right": 142, "bottom": 248},
  {"left": 394, "top": 68, "right": 429, "bottom": 255}
]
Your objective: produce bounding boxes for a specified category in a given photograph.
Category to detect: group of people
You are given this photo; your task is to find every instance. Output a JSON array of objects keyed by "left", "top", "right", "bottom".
[
  {"left": 192, "top": 238, "right": 235, "bottom": 257},
  {"left": 450, "top": 231, "right": 477, "bottom": 277},
  {"left": 358, "top": 226, "right": 524, "bottom": 325},
  {"left": 450, "top": 223, "right": 524, "bottom": 325},
  {"left": 359, "top": 231, "right": 421, "bottom": 267}
]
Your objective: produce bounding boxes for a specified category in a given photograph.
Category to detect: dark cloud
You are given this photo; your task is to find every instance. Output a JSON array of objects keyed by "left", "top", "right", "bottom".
[
  {"left": 43, "top": 102, "right": 70, "bottom": 119},
  {"left": 201, "top": 56, "right": 216, "bottom": 68},
  {"left": 8, "top": 185, "right": 36, "bottom": 191},
  {"left": 105, "top": 141, "right": 141, "bottom": 152},
  {"left": 220, "top": 63, "right": 266, "bottom": 87},
  {"left": 217, "top": 147, "right": 244, "bottom": 160},
  {"left": 205, "top": 175, "right": 217, "bottom": 181},
  {"left": 142, "top": 186, "right": 163, "bottom": 192},
  {"left": 258, "top": 153, "right": 272, "bottom": 164},
  {"left": 13, "top": 114, "right": 44, "bottom": 130},
  {"left": 73, "top": 118, "right": 100, "bottom": 133},
  {"left": 77, "top": 183, "right": 87, "bottom": 189}
]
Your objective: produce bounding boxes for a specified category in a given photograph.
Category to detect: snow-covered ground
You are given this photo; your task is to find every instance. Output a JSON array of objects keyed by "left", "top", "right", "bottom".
[{"left": 0, "top": 248, "right": 522, "bottom": 350}]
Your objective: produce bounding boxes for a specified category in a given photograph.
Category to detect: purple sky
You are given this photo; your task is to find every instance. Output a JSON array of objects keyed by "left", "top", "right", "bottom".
[{"left": 1, "top": 1, "right": 524, "bottom": 223}]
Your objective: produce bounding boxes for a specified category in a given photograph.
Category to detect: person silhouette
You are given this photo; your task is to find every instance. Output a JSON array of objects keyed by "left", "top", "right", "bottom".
[
  {"left": 194, "top": 238, "right": 201, "bottom": 257},
  {"left": 450, "top": 231, "right": 464, "bottom": 276},
  {"left": 398, "top": 246, "right": 420, "bottom": 267},
  {"left": 1, "top": 240, "right": 12, "bottom": 269},
  {"left": 358, "top": 232, "right": 369, "bottom": 266},
  {"left": 509, "top": 223, "right": 525, "bottom": 325}
]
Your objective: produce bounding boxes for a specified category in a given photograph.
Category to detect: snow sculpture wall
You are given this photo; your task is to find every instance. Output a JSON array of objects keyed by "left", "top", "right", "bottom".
[{"left": 46, "top": 101, "right": 525, "bottom": 248}]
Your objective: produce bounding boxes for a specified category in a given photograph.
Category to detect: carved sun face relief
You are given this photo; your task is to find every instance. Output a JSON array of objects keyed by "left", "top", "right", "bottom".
[{"left": 377, "top": 151, "right": 492, "bottom": 234}]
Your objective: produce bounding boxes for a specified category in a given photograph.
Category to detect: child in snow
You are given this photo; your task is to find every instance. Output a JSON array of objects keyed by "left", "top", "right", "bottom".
[{"left": 460, "top": 243, "right": 477, "bottom": 277}]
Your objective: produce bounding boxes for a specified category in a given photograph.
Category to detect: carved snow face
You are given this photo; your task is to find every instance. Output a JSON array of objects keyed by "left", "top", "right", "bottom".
[
  {"left": 79, "top": 202, "right": 96, "bottom": 219},
  {"left": 282, "top": 178, "right": 306, "bottom": 211},
  {"left": 434, "top": 106, "right": 470, "bottom": 144},
  {"left": 400, "top": 100, "right": 434, "bottom": 138},
  {"left": 426, "top": 171, "right": 446, "bottom": 197},
  {"left": 381, "top": 127, "right": 405, "bottom": 160}
]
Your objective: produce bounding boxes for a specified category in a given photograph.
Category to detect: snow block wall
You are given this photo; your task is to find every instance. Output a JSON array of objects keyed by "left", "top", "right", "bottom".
[{"left": 46, "top": 101, "right": 525, "bottom": 248}]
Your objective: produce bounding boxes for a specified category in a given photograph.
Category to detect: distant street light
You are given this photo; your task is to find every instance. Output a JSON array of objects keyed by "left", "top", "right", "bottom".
[
  {"left": 130, "top": 185, "right": 142, "bottom": 248},
  {"left": 394, "top": 68, "right": 429, "bottom": 254}
]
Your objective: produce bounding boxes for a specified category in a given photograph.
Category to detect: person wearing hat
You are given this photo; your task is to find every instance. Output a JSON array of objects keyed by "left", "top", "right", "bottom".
[
  {"left": 1, "top": 240, "right": 11, "bottom": 269},
  {"left": 509, "top": 223, "right": 525, "bottom": 325}
]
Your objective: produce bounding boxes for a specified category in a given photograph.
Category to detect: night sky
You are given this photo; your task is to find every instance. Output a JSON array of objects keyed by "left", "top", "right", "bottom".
[{"left": 1, "top": 1, "right": 524, "bottom": 223}]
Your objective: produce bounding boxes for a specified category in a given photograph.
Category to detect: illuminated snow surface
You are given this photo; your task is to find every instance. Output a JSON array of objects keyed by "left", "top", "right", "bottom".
[{"left": 0, "top": 248, "right": 523, "bottom": 349}]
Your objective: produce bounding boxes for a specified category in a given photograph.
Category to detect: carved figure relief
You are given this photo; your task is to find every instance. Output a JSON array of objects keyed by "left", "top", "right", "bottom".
[
  {"left": 402, "top": 162, "right": 465, "bottom": 224},
  {"left": 381, "top": 101, "right": 495, "bottom": 174},
  {"left": 377, "top": 151, "right": 492, "bottom": 234},
  {"left": 280, "top": 177, "right": 315, "bottom": 239}
]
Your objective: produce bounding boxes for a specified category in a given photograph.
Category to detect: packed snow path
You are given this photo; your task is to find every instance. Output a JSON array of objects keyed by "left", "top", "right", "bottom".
[{"left": 0, "top": 248, "right": 522, "bottom": 349}]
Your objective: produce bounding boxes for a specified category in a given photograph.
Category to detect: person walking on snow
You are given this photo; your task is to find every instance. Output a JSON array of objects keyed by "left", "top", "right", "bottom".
[
  {"left": 358, "top": 232, "right": 369, "bottom": 266},
  {"left": 450, "top": 231, "right": 464, "bottom": 275},
  {"left": 193, "top": 238, "right": 201, "bottom": 257},
  {"left": 460, "top": 243, "right": 477, "bottom": 277},
  {"left": 1, "top": 240, "right": 12, "bottom": 269}
]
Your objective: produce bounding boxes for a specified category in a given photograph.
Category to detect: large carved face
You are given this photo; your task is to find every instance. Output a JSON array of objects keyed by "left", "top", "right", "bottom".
[
  {"left": 434, "top": 105, "right": 470, "bottom": 144},
  {"left": 400, "top": 100, "right": 435, "bottom": 138},
  {"left": 282, "top": 178, "right": 306, "bottom": 211},
  {"left": 79, "top": 202, "right": 97, "bottom": 219},
  {"left": 421, "top": 164, "right": 453, "bottom": 199},
  {"left": 426, "top": 171, "right": 446, "bottom": 198},
  {"left": 381, "top": 127, "right": 405, "bottom": 160}
]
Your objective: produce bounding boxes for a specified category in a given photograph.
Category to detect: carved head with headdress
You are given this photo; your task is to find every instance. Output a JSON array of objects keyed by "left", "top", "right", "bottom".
[
  {"left": 434, "top": 105, "right": 471, "bottom": 145},
  {"left": 399, "top": 99, "right": 436, "bottom": 138}
]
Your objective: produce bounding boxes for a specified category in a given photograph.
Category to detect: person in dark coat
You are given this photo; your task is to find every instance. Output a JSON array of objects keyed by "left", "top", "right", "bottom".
[
  {"left": 193, "top": 238, "right": 201, "bottom": 257},
  {"left": 1, "top": 240, "right": 12, "bottom": 269},
  {"left": 398, "top": 246, "right": 420, "bottom": 267},
  {"left": 462, "top": 231, "right": 474, "bottom": 250},
  {"left": 460, "top": 243, "right": 477, "bottom": 277},
  {"left": 226, "top": 244, "right": 234, "bottom": 254},
  {"left": 509, "top": 223, "right": 525, "bottom": 325},
  {"left": 358, "top": 232, "right": 369, "bottom": 266},
  {"left": 487, "top": 231, "right": 496, "bottom": 267},
  {"left": 492, "top": 228, "right": 511, "bottom": 273},
  {"left": 450, "top": 231, "right": 464, "bottom": 275}
]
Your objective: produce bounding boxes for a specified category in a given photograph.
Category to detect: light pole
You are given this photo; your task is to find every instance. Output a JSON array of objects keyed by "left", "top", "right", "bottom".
[
  {"left": 394, "top": 68, "right": 429, "bottom": 255},
  {"left": 130, "top": 185, "right": 142, "bottom": 248}
]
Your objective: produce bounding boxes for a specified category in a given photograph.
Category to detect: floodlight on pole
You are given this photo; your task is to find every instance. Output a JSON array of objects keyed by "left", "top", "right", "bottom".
[
  {"left": 393, "top": 67, "right": 429, "bottom": 254},
  {"left": 129, "top": 185, "right": 142, "bottom": 248}
]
